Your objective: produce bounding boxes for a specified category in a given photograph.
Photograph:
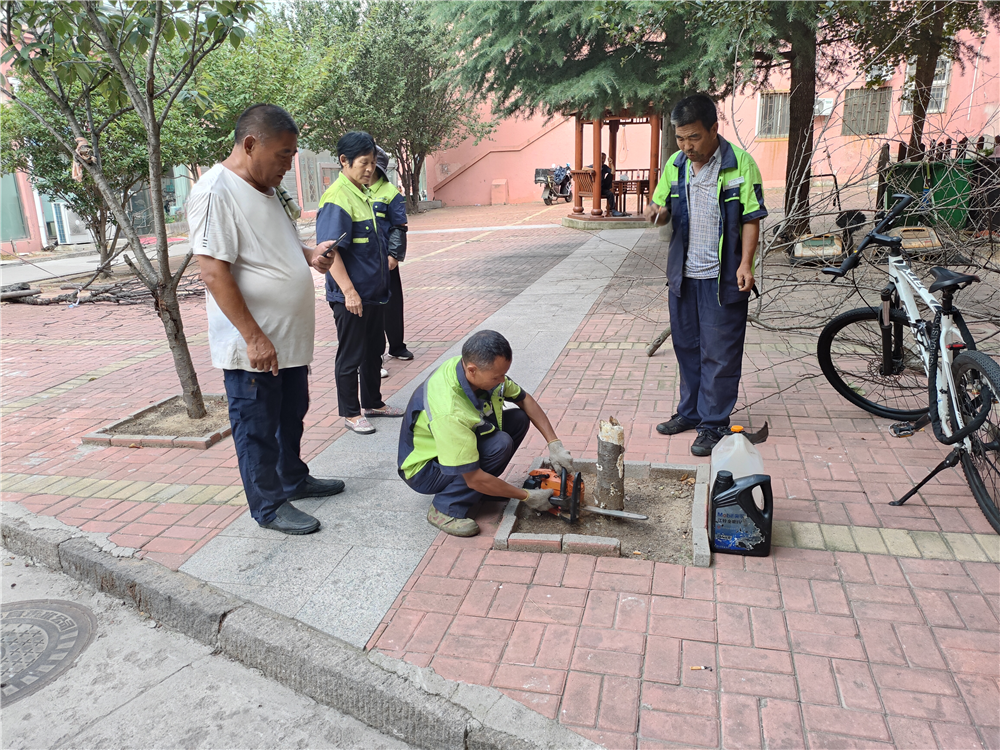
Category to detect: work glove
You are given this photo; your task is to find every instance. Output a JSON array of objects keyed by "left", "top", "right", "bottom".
[
  {"left": 522, "top": 488, "right": 555, "bottom": 512},
  {"left": 547, "top": 439, "right": 575, "bottom": 474}
]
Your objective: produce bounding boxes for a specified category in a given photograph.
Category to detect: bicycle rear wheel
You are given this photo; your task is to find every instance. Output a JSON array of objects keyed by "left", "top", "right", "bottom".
[
  {"left": 817, "top": 307, "right": 928, "bottom": 420},
  {"left": 952, "top": 351, "right": 1000, "bottom": 533}
]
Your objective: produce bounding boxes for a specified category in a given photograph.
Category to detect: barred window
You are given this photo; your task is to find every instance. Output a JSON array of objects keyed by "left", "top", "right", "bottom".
[
  {"left": 901, "top": 57, "right": 951, "bottom": 115},
  {"left": 757, "top": 92, "right": 790, "bottom": 138},
  {"left": 841, "top": 87, "right": 892, "bottom": 136}
]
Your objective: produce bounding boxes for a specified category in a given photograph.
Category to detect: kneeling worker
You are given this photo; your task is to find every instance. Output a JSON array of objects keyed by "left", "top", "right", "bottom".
[{"left": 398, "top": 330, "right": 575, "bottom": 536}]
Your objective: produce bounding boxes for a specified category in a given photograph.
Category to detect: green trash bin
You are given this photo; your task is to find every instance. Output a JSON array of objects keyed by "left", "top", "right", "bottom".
[{"left": 885, "top": 160, "right": 974, "bottom": 228}]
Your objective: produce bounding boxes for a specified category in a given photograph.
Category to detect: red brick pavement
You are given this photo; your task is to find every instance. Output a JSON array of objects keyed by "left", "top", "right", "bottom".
[
  {"left": 373, "top": 508, "right": 998, "bottom": 749},
  {"left": 1, "top": 203, "right": 582, "bottom": 568},
  {"left": 3, "top": 204, "right": 998, "bottom": 747}
]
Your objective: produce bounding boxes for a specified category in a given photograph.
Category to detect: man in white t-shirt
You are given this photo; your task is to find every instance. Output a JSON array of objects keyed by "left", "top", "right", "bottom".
[{"left": 190, "top": 103, "right": 344, "bottom": 535}]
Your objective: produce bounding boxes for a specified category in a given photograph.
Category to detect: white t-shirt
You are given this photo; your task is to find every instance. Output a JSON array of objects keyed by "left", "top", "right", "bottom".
[{"left": 189, "top": 164, "right": 315, "bottom": 371}]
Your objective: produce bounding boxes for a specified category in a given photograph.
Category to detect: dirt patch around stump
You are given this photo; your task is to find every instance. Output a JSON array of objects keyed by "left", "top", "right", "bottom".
[
  {"left": 515, "top": 474, "right": 696, "bottom": 565},
  {"left": 106, "top": 395, "right": 229, "bottom": 437}
]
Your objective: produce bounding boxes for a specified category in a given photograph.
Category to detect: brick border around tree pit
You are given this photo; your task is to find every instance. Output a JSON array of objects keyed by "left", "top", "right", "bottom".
[
  {"left": 81, "top": 394, "right": 231, "bottom": 450},
  {"left": 496, "top": 457, "right": 712, "bottom": 566}
]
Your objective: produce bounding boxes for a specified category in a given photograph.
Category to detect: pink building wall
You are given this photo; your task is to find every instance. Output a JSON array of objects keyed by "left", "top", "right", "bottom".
[
  {"left": 426, "top": 109, "right": 662, "bottom": 206},
  {"left": 1, "top": 54, "right": 45, "bottom": 254},
  {"left": 427, "top": 28, "right": 999, "bottom": 206},
  {"left": 726, "top": 30, "right": 1000, "bottom": 188}
]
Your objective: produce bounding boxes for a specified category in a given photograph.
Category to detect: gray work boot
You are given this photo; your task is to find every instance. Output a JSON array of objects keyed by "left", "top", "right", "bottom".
[{"left": 426, "top": 506, "right": 479, "bottom": 537}]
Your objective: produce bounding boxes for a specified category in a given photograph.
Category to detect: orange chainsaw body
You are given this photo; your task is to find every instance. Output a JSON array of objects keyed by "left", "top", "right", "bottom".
[{"left": 527, "top": 468, "right": 585, "bottom": 498}]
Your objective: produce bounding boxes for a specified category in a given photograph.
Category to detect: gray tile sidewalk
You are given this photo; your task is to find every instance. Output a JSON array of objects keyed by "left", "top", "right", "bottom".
[{"left": 180, "top": 229, "right": 643, "bottom": 647}]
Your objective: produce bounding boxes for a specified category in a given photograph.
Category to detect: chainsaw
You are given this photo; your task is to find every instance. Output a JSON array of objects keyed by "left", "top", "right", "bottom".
[{"left": 523, "top": 468, "right": 649, "bottom": 524}]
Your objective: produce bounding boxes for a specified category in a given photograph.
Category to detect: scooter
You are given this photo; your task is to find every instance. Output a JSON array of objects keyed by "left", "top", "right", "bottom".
[{"left": 536, "top": 163, "right": 573, "bottom": 205}]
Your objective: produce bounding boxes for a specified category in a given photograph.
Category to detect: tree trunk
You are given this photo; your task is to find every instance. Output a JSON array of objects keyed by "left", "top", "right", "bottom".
[
  {"left": 145, "top": 107, "right": 206, "bottom": 419},
  {"left": 156, "top": 285, "right": 206, "bottom": 418},
  {"left": 781, "top": 12, "right": 818, "bottom": 241},
  {"left": 595, "top": 417, "right": 625, "bottom": 510},
  {"left": 908, "top": 2, "right": 946, "bottom": 156}
]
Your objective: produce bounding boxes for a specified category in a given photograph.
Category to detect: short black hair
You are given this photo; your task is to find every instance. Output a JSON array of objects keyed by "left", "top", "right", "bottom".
[
  {"left": 234, "top": 104, "right": 299, "bottom": 144},
  {"left": 462, "top": 330, "right": 512, "bottom": 369},
  {"left": 337, "top": 131, "right": 376, "bottom": 166},
  {"left": 670, "top": 94, "right": 718, "bottom": 130}
]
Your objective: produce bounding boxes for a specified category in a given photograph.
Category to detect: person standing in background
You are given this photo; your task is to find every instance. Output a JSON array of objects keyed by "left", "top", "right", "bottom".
[{"left": 368, "top": 146, "right": 412, "bottom": 379}]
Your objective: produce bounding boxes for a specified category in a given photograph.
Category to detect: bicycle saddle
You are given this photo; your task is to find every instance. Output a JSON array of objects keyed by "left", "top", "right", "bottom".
[{"left": 928, "top": 267, "right": 979, "bottom": 293}]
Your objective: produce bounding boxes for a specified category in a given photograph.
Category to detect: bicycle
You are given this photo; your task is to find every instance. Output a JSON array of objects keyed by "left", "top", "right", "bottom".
[{"left": 817, "top": 193, "right": 1000, "bottom": 533}]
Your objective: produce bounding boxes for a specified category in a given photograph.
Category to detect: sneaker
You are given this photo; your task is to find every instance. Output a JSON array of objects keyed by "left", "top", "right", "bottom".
[
  {"left": 426, "top": 506, "right": 480, "bottom": 537},
  {"left": 388, "top": 348, "right": 414, "bottom": 360},
  {"left": 363, "top": 405, "right": 405, "bottom": 418},
  {"left": 656, "top": 413, "right": 697, "bottom": 436},
  {"left": 691, "top": 430, "right": 722, "bottom": 457},
  {"left": 380, "top": 368, "right": 389, "bottom": 378},
  {"left": 345, "top": 415, "right": 376, "bottom": 434}
]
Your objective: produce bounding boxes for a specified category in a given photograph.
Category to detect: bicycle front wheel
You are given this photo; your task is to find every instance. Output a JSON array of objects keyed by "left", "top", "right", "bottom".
[
  {"left": 817, "top": 307, "right": 928, "bottom": 420},
  {"left": 953, "top": 351, "right": 1000, "bottom": 533}
]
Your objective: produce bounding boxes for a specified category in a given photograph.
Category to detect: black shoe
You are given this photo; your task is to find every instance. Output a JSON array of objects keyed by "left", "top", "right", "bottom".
[
  {"left": 287, "top": 475, "right": 346, "bottom": 501},
  {"left": 259, "top": 501, "right": 320, "bottom": 535},
  {"left": 656, "top": 414, "right": 697, "bottom": 436},
  {"left": 388, "top": 348, "right": 414, "bottom": 360},
  {"left": 691, "top": 431, "right": 722, "bottom": 457}
]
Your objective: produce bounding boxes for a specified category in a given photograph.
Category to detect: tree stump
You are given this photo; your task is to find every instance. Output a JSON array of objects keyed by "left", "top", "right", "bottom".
[{"left": 596, "top": 416, "right": 625, "bottom": 510}]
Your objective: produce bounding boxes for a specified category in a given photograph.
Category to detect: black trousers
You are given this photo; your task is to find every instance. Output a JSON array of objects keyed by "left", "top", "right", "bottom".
[
  {"left": 224, "top": 366, "right": 310, "bottom": 525},
  {"left": 331, "top": 301, "right": 386, "bottom": 417},
  {"left": 385, "top": 266, "right": 406, "bottom": 356}
]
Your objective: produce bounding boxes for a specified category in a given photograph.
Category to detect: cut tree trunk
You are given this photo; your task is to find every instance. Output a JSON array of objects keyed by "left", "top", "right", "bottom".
[{"left": 596, "top": 417, "right": 625, "bottom": 510}]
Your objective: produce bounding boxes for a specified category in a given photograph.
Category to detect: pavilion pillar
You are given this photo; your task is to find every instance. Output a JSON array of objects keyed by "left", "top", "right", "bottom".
[
  {"left": 573, "top": 116, "right": 584, "bottom": 214},
  {"left": 649, "top": 113, "right": 662, "bottom": 196},
  {"left": 591, "top": 118, "right": 603, "bottom": 217},
  {"left": 608, "top": 121, "right": 619, "bottom": 215}
]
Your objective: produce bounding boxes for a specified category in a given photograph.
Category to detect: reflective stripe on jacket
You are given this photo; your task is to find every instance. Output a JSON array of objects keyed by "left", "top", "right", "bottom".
[
  {"left": 651, "top": 136, "right": 767, "bottom": 305},
  {"left": 316, "top": 173, "right": 390, "bottom": 305}
]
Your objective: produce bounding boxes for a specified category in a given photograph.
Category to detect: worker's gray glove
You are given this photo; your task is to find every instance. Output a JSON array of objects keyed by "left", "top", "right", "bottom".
[
  {"left": 547, "top": 439, "right": 575, "bottom": 474},
  {"left": 522, "top": 488, "right": 554, "bottom": 512}
]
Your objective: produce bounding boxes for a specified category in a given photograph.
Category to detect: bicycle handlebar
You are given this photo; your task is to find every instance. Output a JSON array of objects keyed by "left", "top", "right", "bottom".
[{"left": 822, "top": 193, "right": 915, "bottom": 281}]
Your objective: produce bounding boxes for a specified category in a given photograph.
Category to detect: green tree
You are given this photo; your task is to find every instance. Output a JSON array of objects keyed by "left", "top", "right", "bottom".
[
  {"left": 1, "top": 0, "right": 258, "bottom": 419},
  {"left": 185, "top": 8, "right": 315, "bottom": 166},
  {"left": 1, "top": 85, "right": 208, "bottom": 272},
  {"left": 295, "top": 0, "right": 492, "bottom": 212}
]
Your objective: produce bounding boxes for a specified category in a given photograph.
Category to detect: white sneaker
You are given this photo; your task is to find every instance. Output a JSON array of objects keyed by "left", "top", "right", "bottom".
[{"left": 380, "top": 368, "right": 389, "bottom": 378}]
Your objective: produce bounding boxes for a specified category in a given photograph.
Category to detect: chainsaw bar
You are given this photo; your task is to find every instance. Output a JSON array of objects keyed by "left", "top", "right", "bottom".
[{"left": 582, "top": 506, "right": 649, "bottom": 521}]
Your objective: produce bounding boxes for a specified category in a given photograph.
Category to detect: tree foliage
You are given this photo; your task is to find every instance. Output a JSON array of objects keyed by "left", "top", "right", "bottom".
[
  {"left": 293, "top": 0, "right": 491, "bottom": 212},
  {"left": 1, "top": 0, "right": 259, "bottom": 418},
  {"left": 1, "top": 84, "right": 207, "bottom": 266},
  {"left": 436, "top": 0, "right": 724, "bottom": 120}
]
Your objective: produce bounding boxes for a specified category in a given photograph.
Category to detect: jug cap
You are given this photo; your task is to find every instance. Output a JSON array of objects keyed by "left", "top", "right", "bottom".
[{"left": 731, "top": 425, "right": 744, "bottom": 433}]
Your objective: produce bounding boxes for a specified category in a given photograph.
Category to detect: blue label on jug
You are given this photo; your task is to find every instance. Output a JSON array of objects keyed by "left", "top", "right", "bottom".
[{"left": 714, "top": 507, "right": 765, "bottom": 551}]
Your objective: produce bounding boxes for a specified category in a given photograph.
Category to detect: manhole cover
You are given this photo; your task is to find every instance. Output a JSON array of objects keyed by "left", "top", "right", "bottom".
[{"left": 1, "top": 599, "right": 96, "bottom": 706}]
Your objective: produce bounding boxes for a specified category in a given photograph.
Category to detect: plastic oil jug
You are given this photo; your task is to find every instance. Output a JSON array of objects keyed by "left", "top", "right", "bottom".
[
  {"left": 710, "top": 426, "right": 766, "bottom": 507},
  {"left": 709, "top": 471, "right": 774, "bottom": 556}
]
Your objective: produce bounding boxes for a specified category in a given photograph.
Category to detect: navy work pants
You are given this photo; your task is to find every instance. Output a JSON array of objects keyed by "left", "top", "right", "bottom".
[
  {"left": 404, "top": 408, "right": 530, "bottom": 518},
  {"left": 668, "top": 278, "right": 749, "bottom": 432},
  {"left": 331, "top": 301, "right": 386, "bottom": 417},
  {"left": 385, "top": 266, "right": 407, "bottom": 357},
  {"left": 224, "top": 366, "right": 310, "bottom": 525}
]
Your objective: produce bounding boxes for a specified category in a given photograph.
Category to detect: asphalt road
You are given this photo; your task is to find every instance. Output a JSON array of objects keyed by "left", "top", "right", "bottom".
[{"left": 1, "top": 548, "right": 415, "bottom": 750}]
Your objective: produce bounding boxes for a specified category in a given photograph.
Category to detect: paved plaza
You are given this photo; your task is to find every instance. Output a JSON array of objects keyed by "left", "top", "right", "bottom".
[{"left": 2, "top": 202, "right": 998, "bottom": 749}]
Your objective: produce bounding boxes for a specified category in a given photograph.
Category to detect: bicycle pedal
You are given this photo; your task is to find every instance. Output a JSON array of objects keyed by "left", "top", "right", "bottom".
[{"left": 890, "top": 422, "right": 916, "bottom": 438}]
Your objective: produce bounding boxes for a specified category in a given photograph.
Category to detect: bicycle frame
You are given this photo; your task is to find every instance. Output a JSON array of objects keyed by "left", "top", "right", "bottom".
[{"left": 882, "top": 251, "right": 968, "bottom": 441}]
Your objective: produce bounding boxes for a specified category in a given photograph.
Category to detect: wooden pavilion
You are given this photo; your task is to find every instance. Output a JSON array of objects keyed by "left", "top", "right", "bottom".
[{"left": 569, "top": 110, "right": 662, "bottom": 220}]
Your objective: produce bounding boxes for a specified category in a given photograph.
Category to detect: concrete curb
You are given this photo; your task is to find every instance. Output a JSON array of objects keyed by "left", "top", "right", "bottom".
[
  {"left": 0, "top": 506, "right": 596, "bottom": 750},
  {"left": 497, "top": 458, "right": 712, "bottom": 566}
]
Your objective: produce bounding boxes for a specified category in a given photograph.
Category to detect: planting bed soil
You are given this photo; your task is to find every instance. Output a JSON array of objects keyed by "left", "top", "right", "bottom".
[
  {"left": 105, "top": 395, "right": 230, "bottom": 437},
  {"left": 515, "top": 474, "right": 696, "bottom": 565}
]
